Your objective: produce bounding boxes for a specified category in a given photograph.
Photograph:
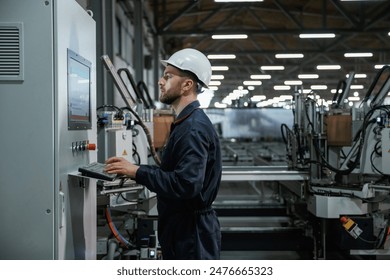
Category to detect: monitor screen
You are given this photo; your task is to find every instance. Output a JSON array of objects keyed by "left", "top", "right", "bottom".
[{"left": 67, "top": 49, "right": 92, "bottom": 130}]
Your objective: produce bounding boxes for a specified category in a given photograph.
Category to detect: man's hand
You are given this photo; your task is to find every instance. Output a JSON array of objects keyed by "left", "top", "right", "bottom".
[{"left": 105, "top": 157, "right": 139, "bottom": 178}]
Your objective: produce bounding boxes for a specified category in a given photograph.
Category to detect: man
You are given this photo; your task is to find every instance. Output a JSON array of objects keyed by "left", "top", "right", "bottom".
[{"left": 105, "top": 48, "right": 222, "bottom": 260}]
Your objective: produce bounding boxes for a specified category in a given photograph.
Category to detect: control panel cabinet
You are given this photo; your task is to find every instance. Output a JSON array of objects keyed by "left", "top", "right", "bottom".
[{"left": 0, "top": 0, "right": 97, "bottom": 259}]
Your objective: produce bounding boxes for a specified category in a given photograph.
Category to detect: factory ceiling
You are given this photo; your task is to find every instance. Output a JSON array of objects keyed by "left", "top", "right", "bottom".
[{"left": 147, "top": 0, "right": 390, "bottom": 107}]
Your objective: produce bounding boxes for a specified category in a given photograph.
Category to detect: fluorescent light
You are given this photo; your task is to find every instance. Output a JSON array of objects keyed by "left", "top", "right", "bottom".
[
  {"left": 375, "top": 64, "right": 389, "bottom": 69},
  {"left": 331, "top": 89, "right": 343, "bottom": 94},
  {"left": 209, "top": 81, "right": 221, "bottom": 86},
  {"left": 208, "top": 86, "right": 218, "bottom": 91},
  {"left": 247, "top": 86, "right": 255, "bottom": 90},
  {"left": 261, "top": 66, "right": 285, "bottom": 70},
  {"left": 284, "top": 80, "right": 302, "bottom": 85},
  {"left": 344, "top": 52, "right": 373, "bottom": 58},
  {"left": 279, "top": 95, "right": 293, "bottom": 100},
  {"left": 388, "top": 32, "right": 390, "bottom": 36},
  {"left": 207, "top": 54, "right": 236, "bottom": 59},
  {"left": 311, "top": 85, "right": 327, "bottom": 90},
  {"left": 275, "top": 53, "right": 304, "bottom": 59},
  {"left": 350, "top": 85, "right": 364, "bottom": 89},
  {"left": 211, "top": 75, "right": 224, "bottom": 80},
  {"left": 211, "top": 66, "right": 229, "bottom": 71},
  {"left": 233, "top": 89, "right": 249, "bottom": 94},
  {"left": 212, "top": 34, "right": 248, "bottom": 39},
  {"left": 299, "top": 33, "right": 336, "bottom": 39},
  {"left": 317, "top": 65, "right": 341, "bottom": 70},
  {"left": 243, "top": 80, "right": 262, "bottom": 86},
  {"left": 348, "top": 97, "right": 360, "bottom": 101},
  {"left": 346, "top": 73, "right": 367, "bottom": 78},
  {"left": 274, "top": 85, "right": 291, "bottom": 90},
  {"left": 250, "top": 74, "right": 271, "bottom": 79},
  {"left": 299, "top": 89, "right": 312, "bottom": 94},
  {"left": 251, "top": 95, "right": 266, "bottom": 102},
  {"left": 298, "top": 74, "right": 319, "bottom": 79}
]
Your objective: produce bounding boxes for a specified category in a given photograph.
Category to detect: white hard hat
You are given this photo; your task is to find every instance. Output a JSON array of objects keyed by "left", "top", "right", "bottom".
[{"left": 161, "top": 48, "right": 212, "bottom": 88}]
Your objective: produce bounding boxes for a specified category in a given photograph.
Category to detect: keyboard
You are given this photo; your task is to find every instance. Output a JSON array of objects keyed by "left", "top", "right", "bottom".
[{"left": 78, "top": 162, "right": 117, "bottom": 181}]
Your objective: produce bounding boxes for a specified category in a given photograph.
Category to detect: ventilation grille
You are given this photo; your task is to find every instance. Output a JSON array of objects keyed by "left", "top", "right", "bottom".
[{"left": 0, "top": 23, "right": 23, "bottom": 81}]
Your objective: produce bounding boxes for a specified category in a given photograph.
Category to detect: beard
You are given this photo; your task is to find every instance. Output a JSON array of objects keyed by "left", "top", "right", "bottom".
[{"left": 159, "top": 90, "right": 181, "bottom": 105}]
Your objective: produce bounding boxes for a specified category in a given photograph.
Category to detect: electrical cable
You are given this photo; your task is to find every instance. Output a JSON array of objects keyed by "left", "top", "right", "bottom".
[
  {"left": 312, "top": 105, "right": 388, "bottom": 175},
  {"left": 121, "top": 107, "right": 161, "bottom": 166},
  {"left": 132, "top": 142, "right": 141, "bottom": 165},
  {"left": 97, "top": 104, "right": 122, "bottom": 112},
  {"left": 370, "top": 148, "right": 384, "bottom": 175},
  {"left": 100, "top": 55, "right": 160, "bottom": 165},
  {"left": 105, "top": 207, "right": 132, "bottom": 248},
  {"left": 137, "top": 80, "right": 155, "bottom": 109},
  {"left": 280, "top": 123, "right": 290, "bottom": 144}
]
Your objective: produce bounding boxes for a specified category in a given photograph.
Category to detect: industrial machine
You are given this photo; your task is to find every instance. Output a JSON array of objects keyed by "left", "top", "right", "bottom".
[
  {"left": 93, "top": 55, "right": 161, "bottom": 260},
  {"left": 0, "top": 0, "right": 165, "bottom": 260},
  {"left": 284, "top": 67, "right": 390, "bottom": 258},
  {"left": 207, "top": 68, "right": 390, "bottom": 259},
  {"left": 0, "top": 0, "right": 97, "bottom": 259}
]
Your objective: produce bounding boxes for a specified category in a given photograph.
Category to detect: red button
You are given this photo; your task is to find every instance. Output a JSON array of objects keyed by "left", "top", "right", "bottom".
[{"left": 86, "top": 143, "right": 96, "bottom": 150}]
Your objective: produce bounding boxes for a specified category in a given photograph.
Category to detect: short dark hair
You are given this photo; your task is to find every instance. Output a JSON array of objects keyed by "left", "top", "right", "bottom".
[{"left": 175, "top": 67, "right": 203, "bottom": 94}]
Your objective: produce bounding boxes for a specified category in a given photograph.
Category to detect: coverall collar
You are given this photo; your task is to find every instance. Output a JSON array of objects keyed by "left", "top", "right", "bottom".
[{"left": 174, "top": 100, "right": 200, "bottom": 125}]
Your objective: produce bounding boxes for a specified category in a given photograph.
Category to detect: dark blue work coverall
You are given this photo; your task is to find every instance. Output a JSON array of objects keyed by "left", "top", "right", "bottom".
[{"left": 135, "top": 100, "right": 222, "bottom": 259}]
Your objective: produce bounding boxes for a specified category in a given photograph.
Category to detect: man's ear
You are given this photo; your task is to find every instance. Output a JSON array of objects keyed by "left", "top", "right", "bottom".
[{"left": 182, "top": 79, "right": 194, "bottom": 93}]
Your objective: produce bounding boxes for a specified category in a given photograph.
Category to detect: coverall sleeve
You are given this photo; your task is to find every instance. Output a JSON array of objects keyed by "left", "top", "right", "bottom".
[{"left": 135, "top": 128, "right": 208, "bottom": 199}]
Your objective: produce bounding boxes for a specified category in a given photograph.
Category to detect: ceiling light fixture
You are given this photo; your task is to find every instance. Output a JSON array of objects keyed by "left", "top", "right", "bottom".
[
  {"left": 275, "top": 53, "right": 304, "bottom": 59},
  {"left": 211, "top": 75, "right": 224, "bottom": 80},
  {"left": 348, "top": 97, "right": 360, "bottom": 101},
  {"left": 250, "top": 74, "right": 271, "bottom": 79},
  {"left": 311, "top": 85, "right": 327, "bottom": 90},
  {"left": 346, "top": 73, "right": 367, "bottom": 78},
  {"left": 299, "top": 89, "right": 312, "bottom": 94},
  {"left": 209, "top": 81, "right": 221, "bottom": 86},
  {"left": 274, "top": 85, "right": 291, "bottom": 90},
  {"left": 212, "top": 34, "right": 248, "bottom": 39},
  {"left": 299, "top": 33, "right": 336, "bottom": 39},
  {"left": 251, "top": 95, "right": 266, "bottom": 102},
  {"left": 279, "top": 95, "right": 293, "bottom": 100},
  {"left": 317, "top": 65, "right": 341, "bottom": 70},
  {"left": 331, "top": 89, "right": 343, "bottom": 94},
  {"left": 375, "top": 64, "right": 389, "bottom": 69},
  {"left": 261, "top": 66, "right": 285, "bottom": 70},
  {"left": 350, "top": 85, "right": 364, "bottom": 89},
  {"left": 243, "top": 80, "right": 262, "bottom": 86},
  {"left": 211, "top": 66, "right": 229, "bottom": 71},
  {"left": 284, "top": 80, "right": 303, "bottom": 85},
  {"left": 207, "top": 54, "right": 236, "bottom": 59},
  {"left": 344, "top": 52, "right": 373, "bottom": 58},
  {"left": 298, "top": 74, "right": 319, "bottom": 79}
]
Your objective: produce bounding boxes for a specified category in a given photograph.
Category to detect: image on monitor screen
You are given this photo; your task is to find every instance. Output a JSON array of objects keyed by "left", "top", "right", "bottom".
[{"left": 67, "top": 49, "right": 92, "bottom": 130}]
